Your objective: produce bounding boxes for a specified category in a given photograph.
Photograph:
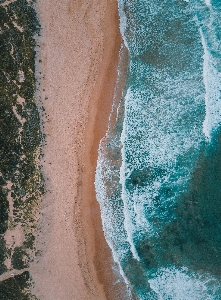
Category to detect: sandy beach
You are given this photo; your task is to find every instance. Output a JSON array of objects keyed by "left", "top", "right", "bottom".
[{"left": 30, "top": 0, "right": 129, "bottom": 299}]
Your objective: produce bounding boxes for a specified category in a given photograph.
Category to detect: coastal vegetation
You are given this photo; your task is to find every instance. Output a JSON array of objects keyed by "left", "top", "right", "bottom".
[{"left": 0, "top": 0, "right": 43, "bottom": 297}]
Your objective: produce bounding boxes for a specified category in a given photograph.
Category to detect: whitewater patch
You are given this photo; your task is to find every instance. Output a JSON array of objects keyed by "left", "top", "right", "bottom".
[{"left": 149, "top": 266, "right": 221, "bottom": 300}]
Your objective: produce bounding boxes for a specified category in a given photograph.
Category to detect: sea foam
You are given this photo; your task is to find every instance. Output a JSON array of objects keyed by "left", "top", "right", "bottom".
[{"left": 195, "top": 3, "right": 221, "bottom": 139}]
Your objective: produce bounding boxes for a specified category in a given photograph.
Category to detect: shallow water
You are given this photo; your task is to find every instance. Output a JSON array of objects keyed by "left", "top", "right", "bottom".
[{"left": 95, "top": 0, "right": 221, "bottom": 299}]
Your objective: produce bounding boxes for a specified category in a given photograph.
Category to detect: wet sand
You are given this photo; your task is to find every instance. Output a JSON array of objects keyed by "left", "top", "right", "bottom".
[{"left": 31, "top": 0, "right": 129, "bottom": 299}]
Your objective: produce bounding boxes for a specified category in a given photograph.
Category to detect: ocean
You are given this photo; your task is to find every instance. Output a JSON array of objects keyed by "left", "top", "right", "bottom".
[{"left": 95, "top": 0, "right": 221, "bottom": 299}]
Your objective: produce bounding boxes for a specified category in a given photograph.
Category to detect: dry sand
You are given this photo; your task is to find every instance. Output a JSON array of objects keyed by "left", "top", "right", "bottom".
[{"left": 31, "top": 0, "right": 130, "bottom": 299}]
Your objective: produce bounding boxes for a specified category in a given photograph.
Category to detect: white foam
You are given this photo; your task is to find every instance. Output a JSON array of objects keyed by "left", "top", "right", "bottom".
[
  {"left": 205, "top": 0, "right": 211, "bottom": 7},
  {"left": 95, "top": 140, "right": 134, "bottom": 300},
  {"left": 117, "top": 0, "right": 129, "bottom": 51},
  {"left": 149, "top": 266, "right": 221, "bottom": 299},
  {"left": 120, "top": 89, "right": 141, "bottom": 261},
  {"left": 200, "top": 29, "right": 221, "bottom": 140}
]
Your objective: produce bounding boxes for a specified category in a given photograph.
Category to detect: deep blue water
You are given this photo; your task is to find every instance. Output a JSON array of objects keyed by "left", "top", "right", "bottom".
[{"left": 96, "top": 0, "right": 221, "bottom": 299}]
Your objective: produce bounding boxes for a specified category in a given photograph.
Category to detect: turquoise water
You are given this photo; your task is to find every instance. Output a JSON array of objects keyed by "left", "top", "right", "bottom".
[{"left": 95, "top": 0, "right": 221, "bottom": 299}]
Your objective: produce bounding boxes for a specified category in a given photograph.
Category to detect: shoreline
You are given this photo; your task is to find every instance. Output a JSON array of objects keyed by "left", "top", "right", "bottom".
[
  {"left": 31, "top": 0, "right": 129, "bottom": 299},
  {"left": 80, "top": 5, "right": 130, "bottom": 299}
]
